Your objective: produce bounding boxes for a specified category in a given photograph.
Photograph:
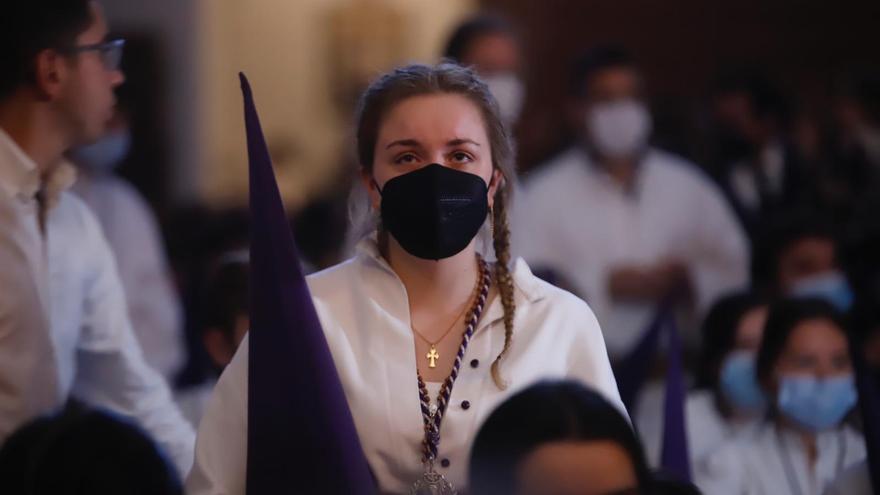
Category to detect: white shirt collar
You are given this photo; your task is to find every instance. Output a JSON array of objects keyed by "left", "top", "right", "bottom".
[
  {"left": 353, "top": 234, "right": 545, "bottom": 305},
  {"left": 0, "top": 127, "right": 77, "bottom": 207}
]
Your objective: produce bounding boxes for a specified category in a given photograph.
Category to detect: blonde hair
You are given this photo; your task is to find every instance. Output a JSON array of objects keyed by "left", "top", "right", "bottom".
[{"left": 353, "top": 63, "right": 518, "bottom": 388}]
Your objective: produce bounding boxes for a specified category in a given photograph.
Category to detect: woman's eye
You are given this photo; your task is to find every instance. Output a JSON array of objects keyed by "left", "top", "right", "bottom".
[
  {"left": 394, "top": 153, "right": 418, "bottom": 165},
  {"left": 450, "top": 151, "right": 473, "bottom": 163}
]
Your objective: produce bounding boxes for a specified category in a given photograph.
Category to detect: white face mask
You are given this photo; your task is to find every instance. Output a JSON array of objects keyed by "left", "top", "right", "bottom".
[
  {"left": 70, "top": 131, "right": 132, "bottom": 175},
  {"left": 586, "top": 99, "right": 652, "bottom": 158},
  {"left": 482, "top": 72, "right": 525, "bottom": 127}
]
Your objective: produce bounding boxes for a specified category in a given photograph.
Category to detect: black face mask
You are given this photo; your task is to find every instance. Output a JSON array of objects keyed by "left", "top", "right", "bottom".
[{"left": 376, "top": 163, "right": 489, "bottom": 260}]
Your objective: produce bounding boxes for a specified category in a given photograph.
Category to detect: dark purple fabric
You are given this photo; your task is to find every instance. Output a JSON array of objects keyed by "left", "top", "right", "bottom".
[
  {"left": 659, "top": 314, "right": 691, "bottom": 482},
  {"left": 241, "top": 73, "right": 375, "bottom": 494},
  {"left": 613, "top": 301, "right": 691, "bottom": 482},
  {"left": 612, "top": 306, "right": 668, "bottom": 412}
]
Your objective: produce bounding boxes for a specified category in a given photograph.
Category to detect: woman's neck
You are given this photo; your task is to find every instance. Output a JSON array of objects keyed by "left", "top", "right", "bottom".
[{"left": 384, "top": 235, "right": 479, "bottom": 312}]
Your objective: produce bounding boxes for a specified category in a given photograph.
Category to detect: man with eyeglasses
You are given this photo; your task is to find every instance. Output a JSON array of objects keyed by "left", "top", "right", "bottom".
[{"left": 0, "top": 0, "right": 195, "bottom": 479}]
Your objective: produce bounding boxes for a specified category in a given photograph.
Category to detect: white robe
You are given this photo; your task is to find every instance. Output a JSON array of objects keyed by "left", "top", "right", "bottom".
[{"left": 187, "top": 238, "right": 626, "bottom": 494}]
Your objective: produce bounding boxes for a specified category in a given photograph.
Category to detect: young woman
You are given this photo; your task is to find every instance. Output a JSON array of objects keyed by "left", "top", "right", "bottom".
[
  {"left": 694, "top": 298, "right": 866, "bottom": 495},
  {"left": 470, "top": 380, "right": 651, "bottom": 495},
  {"left": 187, "top": 63, "right": 625, "bottom": 494}
]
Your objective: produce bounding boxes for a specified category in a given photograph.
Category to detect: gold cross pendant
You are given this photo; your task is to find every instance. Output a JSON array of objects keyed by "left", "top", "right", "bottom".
[{"left": 426, "top": 346, "right": 440, "bottom": 368}]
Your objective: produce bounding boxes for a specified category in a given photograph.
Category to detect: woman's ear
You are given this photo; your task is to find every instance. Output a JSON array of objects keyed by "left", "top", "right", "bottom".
[
  {"left": 360, "top": 167, "right": 381, "bottom": 210},
  {"left": 487, "top": 169, "right": 504, "bottom": 208}
]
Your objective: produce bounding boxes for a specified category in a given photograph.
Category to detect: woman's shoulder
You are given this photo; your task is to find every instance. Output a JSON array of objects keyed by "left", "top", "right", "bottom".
[
  {"left": 305, "top": 256, "right": 362, "bottom": 297},
  {"left": 513, "top": 258, "right": 597, "bottom": 317},
  {"left": 510, "top": 258, "right": 602, "bottom": 341},
  {"left": 694, "top": 424, "right": 766, "bottom": 492}
]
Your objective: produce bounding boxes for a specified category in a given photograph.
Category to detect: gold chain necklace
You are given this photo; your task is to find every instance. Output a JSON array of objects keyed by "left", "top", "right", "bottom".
[{"left": 410, "top": 261, "right": 482, "bottom": 369}]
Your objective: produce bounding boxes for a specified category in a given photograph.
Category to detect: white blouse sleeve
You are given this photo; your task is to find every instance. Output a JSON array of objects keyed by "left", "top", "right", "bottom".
[
  {"left": 186, "top": 334, "right": 250, "bottom": 495},
  {"left": 563, "top": 294, "right": 629, "bottom": 420}
]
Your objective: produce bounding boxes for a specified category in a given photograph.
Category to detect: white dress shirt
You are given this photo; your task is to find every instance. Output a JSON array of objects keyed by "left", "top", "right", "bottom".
[
  {"left": 71, "top": 173, "right": 185, "bottom": 382},
  {"left": 0, "top": 129, "right": 194, "bottom": 476},
  {"left": 187, "top": 237, "right": 626, "bottom": 494},
  {"left": 513, "top": 147, "right": 749, "bottom": 355},
  {"left": 0, "top": 130, "right": 61, "bottom": 442},
  {"left": 694, "top": 423, "right": 866, "bottom": 495},
  {"left": 728, "top": 140, "right": 787, "bottom": 212}
]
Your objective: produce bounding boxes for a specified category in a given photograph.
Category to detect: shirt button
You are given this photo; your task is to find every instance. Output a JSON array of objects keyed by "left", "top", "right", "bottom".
[
  {"left": 441, "top": 458, "right": 451, "bottom": 468},
  {"left": 461, "top": 400, "right": 471, "bottom": 410},
  {"left": 470, "top": 359, "right": 479, "bottom": 368}
]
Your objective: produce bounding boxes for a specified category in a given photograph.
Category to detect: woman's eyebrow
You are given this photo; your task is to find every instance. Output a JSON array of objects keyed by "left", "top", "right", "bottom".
[
  {"left": 447, "top": 138, "right": 481, "bottom": 147},
  {"left": 385, "top": 139, "right": 422, "bottom": 150}
]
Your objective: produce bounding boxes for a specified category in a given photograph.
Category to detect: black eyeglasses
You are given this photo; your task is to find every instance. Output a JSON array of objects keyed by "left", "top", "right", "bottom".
[{"left": 62, "top": 38, "right": 125, "bottom": 71}]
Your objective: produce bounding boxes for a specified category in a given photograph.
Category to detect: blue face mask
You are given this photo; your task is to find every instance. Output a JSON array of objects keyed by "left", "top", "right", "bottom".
[
  {"left": 790, "top": 271, "right": 854, "bottom": 312},
  {"left": 777, "top": 375, "right": 857, "bottom": 431},
  {"left": 69, "top": 131, "right": 132, "bottom": 175},
  {"left": 719, "top": 351, "right": 766, "bottom": 413}
]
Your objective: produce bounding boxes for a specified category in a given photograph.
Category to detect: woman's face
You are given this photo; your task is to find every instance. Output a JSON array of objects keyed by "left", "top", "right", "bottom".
[
  {"left": 363, "top": 93, "right": 501, "bottom": 210},
  {"left": 516, "top": 441, "right": 639, "bottom": 495},
  {"left": 772, "top": 318, "right": 852, "bottom": 388},
  {"left": 463, "top": 32, "right": 522, "bottom": 75},
  {"left": 777, "top": 237, "right": 837, "bottom": 292}
]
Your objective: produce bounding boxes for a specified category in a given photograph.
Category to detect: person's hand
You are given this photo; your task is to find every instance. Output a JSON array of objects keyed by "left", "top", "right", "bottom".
[{"left": 608, "top": 259, "right": 691, "bottom": 302}]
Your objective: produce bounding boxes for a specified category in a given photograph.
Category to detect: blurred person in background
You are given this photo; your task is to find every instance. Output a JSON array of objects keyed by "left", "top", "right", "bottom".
[
  {"left": 470, "top": 380, "right": 654, "bottom": 495},
  {"left": 163, "top": 207, "right": 250, "bottom": 392},
  {"left": 824, "top": 299, "right": 880, "bottom": 495},
  {"left": 637, "top": 292, "right": 768, "bottom": 468},
  {"left": 0, "top": 401, "right": 183, "bottom": 495},
  {"left": 751, "top": 210, "right": 854, "bottom": 313},
  {"left": 827, "top": 71, "right": 880, "bottom": 305},
  {"left": 67, "top": 106, "right": 186, "bottom": 383},
  {"left": 695, "top": 298, "right": 865, "bottom": 494},
  {"left": 513, "top": 45, "right": 748, "bottom": 357},
  {"left": 829, "top": 71, "right": 880, "bottom": 178},
  {"left": 0, "top": 0, "right": 194, "bottom": 476},
  {"left": 443, "top": 14, "right": 525, "bottom": 129},
  {"left": 803, "top": 72, "right": 880, "bottom": 220},
  {"left": 711, "top": 70, "right": 817, "bottom": 240},
  {"left": 174, "top": 251, "right": 249, "bottom": 427}
]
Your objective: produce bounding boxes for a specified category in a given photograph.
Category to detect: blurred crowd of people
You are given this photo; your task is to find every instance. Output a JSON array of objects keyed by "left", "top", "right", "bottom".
[{"left": 0, "top": 2, "right": 878, "bottom": 494}]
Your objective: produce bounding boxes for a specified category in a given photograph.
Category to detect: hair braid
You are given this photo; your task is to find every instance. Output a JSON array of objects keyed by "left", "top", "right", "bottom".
[{"left": 490, "top": 192, "right": 516, "bottom": 389}]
